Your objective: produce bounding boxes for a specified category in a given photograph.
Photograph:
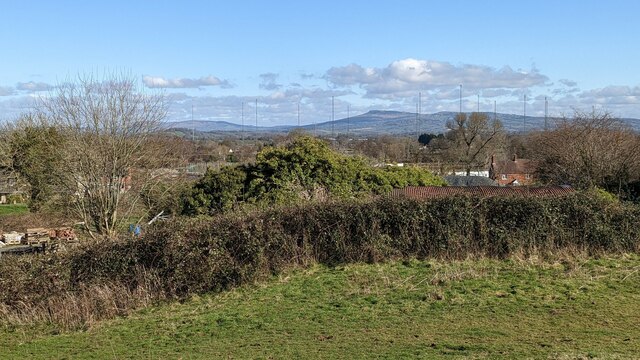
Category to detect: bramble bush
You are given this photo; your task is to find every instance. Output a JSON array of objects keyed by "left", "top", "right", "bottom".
[{"left": 1, "top": 192, "right": 639, "bottom": 328}]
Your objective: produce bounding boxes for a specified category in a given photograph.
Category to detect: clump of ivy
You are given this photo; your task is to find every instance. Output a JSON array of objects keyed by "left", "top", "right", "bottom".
[{"left": 182, "top": 135, "right": 445, "bottom": 215}]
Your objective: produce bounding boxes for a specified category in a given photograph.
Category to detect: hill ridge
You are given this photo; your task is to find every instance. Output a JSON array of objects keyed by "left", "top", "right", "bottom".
[{"left": 164, "top": 110, "right": 640, "bottom": 136}]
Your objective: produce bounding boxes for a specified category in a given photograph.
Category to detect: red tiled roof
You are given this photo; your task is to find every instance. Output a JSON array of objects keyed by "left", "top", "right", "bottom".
[{"left": 390, "top": 186, "right": 574, "bottom": 199}]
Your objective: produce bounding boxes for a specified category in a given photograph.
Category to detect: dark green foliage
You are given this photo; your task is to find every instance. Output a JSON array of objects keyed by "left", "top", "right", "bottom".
[
  {"left": 182, "top": 135, "right": 445, "bottom": 215},
  {"left": 8, "top": 125, "right": 65, "bottom": 211},
  {"left": 418, "top": 133, "right": 444, "bottom": 145},
  {"left": 182, "top": 166, "right": 249, "bottom": 214}
]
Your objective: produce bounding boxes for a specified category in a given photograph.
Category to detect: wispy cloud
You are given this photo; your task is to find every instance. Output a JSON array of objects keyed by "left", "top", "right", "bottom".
[
  {"left": 559, "top": 79, "right": 577, "bottom": 87},
  {"left": 16, "top": 81, "right": 54, "bottom": 92},
  {"left": 143, "top": 75, "right": 232, "bottom": 89},
  {"left": 0, "top": 86, "right": 14, "bottom": 96},
  {"left": 0, "top": 95, "right": 37, "bottom": 121},
  {"left": 579, "top": 85, "right": 640, "bottom": 99},
  {"left": 259, "top": 73, "right": 281, "bottom": 90}
]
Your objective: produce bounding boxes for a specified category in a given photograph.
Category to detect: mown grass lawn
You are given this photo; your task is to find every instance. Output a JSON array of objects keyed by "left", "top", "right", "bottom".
[
  {"left": 1, "top": 255, "right": 639, "bottom": 359},
  {"left": 0, "top": 204, "right": 28, "bottom": 217}
]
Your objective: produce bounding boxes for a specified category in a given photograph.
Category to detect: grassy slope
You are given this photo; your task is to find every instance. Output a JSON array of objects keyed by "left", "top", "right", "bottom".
[{"left": 1, "top": 256, "right": 639, "bottom": 359}]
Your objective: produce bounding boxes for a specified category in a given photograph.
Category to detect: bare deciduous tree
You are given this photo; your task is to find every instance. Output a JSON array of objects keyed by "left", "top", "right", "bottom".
[
  {"left": 531, "top": 110, "right": 640, "bottom": 193},
  {"left": 33, "top": 75, "right": 167, "bottom": 238},
  {"left": 444, "top": 112, "right": 504, "bottom": 175}
]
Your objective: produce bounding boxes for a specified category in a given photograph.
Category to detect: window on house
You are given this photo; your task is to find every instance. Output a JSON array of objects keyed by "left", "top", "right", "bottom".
[{"left": 501, "top": 174, "right": 507, "bottom": 180}]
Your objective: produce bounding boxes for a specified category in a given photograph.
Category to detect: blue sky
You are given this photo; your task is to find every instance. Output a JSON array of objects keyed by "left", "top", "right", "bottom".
[{"left": 1, "top": 0, "right": 639, "bottom": 125}]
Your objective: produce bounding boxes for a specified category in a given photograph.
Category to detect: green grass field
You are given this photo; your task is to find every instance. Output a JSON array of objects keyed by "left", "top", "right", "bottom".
[
  {"left": 0, "top": 204, "right": 28, "bottom": 217},
  {"left": 1, "top": 255, "right": 639, "bottom": 359}
]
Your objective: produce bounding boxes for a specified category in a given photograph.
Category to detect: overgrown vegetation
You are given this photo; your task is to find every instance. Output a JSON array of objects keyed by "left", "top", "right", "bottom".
[
  {"left": 0, "top": 75, "right": 179, "bottom": 238},
  {"left": 1, "top": 192, "right": 638, "bottom": 329},
  {"left": 530, "top": 110, "right": 640, "bottom": 198},
  {"left": 182, "top": 135, "right": 445, "bottom": 215},
  {"left": 2, "top": 256, "right": 639, "bottom": 359},
  {"left": 4, "top": 122, "right": 65, "bottom": 211}
]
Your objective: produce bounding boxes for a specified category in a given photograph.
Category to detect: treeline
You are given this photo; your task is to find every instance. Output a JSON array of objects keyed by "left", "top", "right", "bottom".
[
  {"left": 412, "top": 110, "right": 640, "bottom": 199},
  {"left": 1, "top": 192, "right": 639, "bottom": 328}
]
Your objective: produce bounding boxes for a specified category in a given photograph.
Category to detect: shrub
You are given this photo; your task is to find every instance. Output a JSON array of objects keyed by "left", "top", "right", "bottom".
[{"left": 182, "top": 136, "right": 445, "bottom": 215}]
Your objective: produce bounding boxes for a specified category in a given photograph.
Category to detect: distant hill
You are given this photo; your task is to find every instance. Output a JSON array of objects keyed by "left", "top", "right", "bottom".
[{"left": 163, "top": 111, "right": 640, "bottom": 138}]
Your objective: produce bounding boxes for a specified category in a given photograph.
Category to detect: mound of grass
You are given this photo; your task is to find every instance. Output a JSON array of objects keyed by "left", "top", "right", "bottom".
[{"left": 1, "top": 255, "right": 639, "bottom": 359}]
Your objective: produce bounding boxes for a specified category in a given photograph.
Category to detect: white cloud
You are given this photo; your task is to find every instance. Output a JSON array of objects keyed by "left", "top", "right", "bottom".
[
  {"left": 0, "top": 95, "right": 36, "bottom": 121},
  {"left": 259, "top": 73, "right": 281, "bottom": 91},
  {"left": 480, "top": 89, "right": 513, "bottom": 98},
  {"left": 0, "top": 86, "right": 14, "bottom": 96},
  {"left": 284, "top": 87, "right": 352, "bottom": 100},
  {"left": 16, "top": 81, "right": 54, "bottom": 92},
  {"left": 143, "top": 75, "right": 232, "bottom": 89},
  {"left": 559, "top": 79, "right": 577, "bottom": 87},
  {"left": 579, "top": 85, "right": 640, "bottom": 99},
  {"left": 326, "top": 58, "right": 549, "bottom": 100},
  {"left": 326, "top": 63, "right": 378, "bottom": 85},
  {"left": 158, "top": 65, "right": 640, "bottom": 125}
]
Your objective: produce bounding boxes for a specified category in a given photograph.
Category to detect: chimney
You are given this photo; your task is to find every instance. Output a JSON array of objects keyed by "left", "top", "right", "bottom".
[{"left": 512, "top": 154, "right": 517, "bottom": 162}]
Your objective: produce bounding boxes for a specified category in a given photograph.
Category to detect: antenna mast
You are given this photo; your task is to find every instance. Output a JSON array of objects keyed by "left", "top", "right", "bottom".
[
  {"left": 459, "top": 84, "right": 462, "bottom": 113},
  {"left": 331, "top": 96, "right": 335, "bottom": 137},
  {"left": 415, "top": 103, "right": 419, "bottom": 139},
  {"left": 347, "top": 104, "right": 350, "bottom": 137},
  {"left": 544, "top": 96, "right": 548, "bottom": 130},
  {"left": 241, "top": 101, "right": 244, "bottom": 142},
  {"left": 191, "top": 103, "right": 194, "bottom": 142},
  {"left": 494, "top": 100, "right": 497, "bottom": 121},
  {"left": 523, "top": 94, "right": 527, "bottom": 133},
  {"left": 418, "top": 92, "right": 422, "bottom": 135}
]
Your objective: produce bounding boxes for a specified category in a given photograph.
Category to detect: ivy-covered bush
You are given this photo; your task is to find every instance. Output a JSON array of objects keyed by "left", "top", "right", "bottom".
[{"left": 182, "top": 136, "right": 445, "bottom": 215}]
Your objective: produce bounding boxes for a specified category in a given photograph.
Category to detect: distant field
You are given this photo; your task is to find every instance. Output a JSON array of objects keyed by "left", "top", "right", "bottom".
[
  {"left": 1, "top": 255, "right": 639, "bottom": 359},
  {"left": 0, "top": 204, "right": 28, "bottom": 217}
]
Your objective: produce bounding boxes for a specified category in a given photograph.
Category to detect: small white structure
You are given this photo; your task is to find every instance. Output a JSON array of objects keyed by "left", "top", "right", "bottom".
[
  {"left": 2, "top": 232, "right": 23, "bottom": 245},
  {"left": 454, "top": 170, "right": 489, "bottom": 177}
]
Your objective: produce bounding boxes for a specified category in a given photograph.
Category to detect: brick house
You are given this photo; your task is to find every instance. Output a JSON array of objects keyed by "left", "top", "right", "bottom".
[{"left": 489, "top": 155, "right": 537, "bottom": 186}]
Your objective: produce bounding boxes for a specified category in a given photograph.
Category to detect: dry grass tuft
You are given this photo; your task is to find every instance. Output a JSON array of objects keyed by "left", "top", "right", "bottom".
[{"left": 0, "top": 269, "right": 165, "bottom": 330}]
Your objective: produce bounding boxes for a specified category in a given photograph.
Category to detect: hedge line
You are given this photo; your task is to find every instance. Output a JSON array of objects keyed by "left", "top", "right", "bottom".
[{"left": 1, "top": 193, "right": 639, "bottom": 325}]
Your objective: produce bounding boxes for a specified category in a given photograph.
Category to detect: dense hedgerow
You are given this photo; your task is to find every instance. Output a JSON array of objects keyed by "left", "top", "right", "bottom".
[{"left": 1, "top": 193, "right": 639, "bottom": 327}]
